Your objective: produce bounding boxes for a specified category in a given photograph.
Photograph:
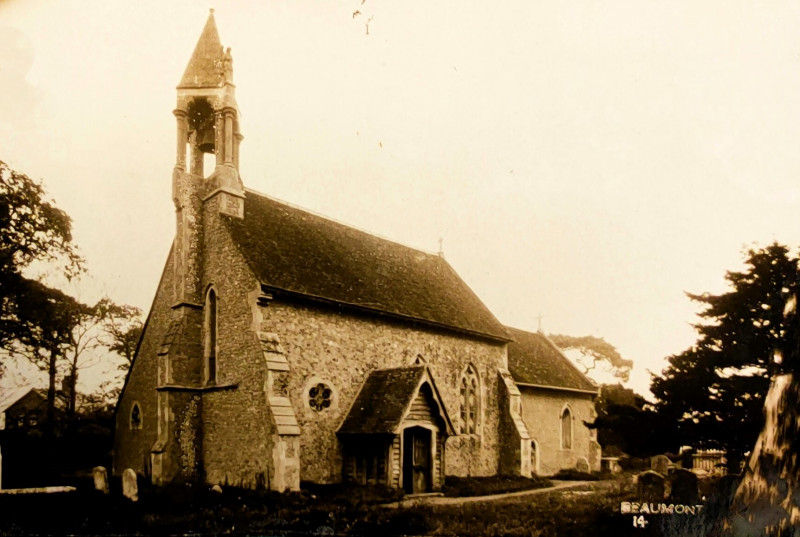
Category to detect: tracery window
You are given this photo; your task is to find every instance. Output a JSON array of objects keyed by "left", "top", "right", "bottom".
[
  {"left": 309, "top": 383, "right": 332, "bottom": 412},
  {"left": 459, "top": 365, "right": 480, "bottom": 434},
  {"left": 561, "top": 406, "right": 573, "bottom": 450}
]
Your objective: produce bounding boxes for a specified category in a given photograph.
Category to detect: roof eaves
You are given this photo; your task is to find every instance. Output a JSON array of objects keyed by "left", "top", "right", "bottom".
[
  {"left": 515, "top": 382, "right": 599, "bottom": 396},
  {"left": 261, "top": 283, "right": 511, "bottom": 344}
]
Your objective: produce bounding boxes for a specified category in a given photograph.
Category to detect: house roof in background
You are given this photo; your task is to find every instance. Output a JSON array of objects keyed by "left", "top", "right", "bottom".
[{"left": 0, "top": 386, "right": 35, "bottom": 413}]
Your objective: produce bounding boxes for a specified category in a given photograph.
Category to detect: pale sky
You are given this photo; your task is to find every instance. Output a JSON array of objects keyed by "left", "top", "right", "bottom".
[{"left": 2, "top": 0, "right": 800, "bottom": 396}]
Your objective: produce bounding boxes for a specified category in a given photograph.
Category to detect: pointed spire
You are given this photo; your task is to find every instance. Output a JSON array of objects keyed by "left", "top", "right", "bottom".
[{"left": 179, "top": 9, "right": 227, "bottom": 88}]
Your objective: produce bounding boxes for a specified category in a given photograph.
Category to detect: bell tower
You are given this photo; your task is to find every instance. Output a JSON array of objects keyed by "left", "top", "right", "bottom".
[
  {"left": 171, "top": 9, "right": 244, "bottom": 307},
  {"left": 174, "top": 8, "right": 244, "bottom": 219},
  {"left": 152, "top": 11, "right": 245, "bottom": 484}
]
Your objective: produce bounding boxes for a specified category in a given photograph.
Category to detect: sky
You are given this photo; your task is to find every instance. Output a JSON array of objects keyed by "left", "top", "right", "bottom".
[{"left": 2, "top": 0, "right": 800, "bottom": 396}]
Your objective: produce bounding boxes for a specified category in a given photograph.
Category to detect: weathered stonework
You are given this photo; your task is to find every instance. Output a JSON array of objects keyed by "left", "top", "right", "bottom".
[{"left": 257, "top": 298, "right": 507, "bottom": 483}]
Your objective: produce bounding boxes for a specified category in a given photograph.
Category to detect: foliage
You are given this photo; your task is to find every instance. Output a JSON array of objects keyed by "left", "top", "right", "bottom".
[
  {"left": 551, "top": 469, "right": 602, "bottom": 481},
  {"left": 650, "top": 243, "right": 799, "bottom": 470},
  {"left": 0, "top": 161, "right": 83, "bottom": 351},
  {"left": 441, "top": 475, "right": 552, "bottom": 497},
  {"left": 101, "top": 301, "right": 143, "bottom": 370},
  {"left": 548, "top": 333, "right": 633, "bottom": 382},
  {"left": 590, "top": 383, "right": 674, "bottom": 457}
]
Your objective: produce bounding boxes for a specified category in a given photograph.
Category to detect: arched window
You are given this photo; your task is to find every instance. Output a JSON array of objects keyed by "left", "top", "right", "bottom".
[
  {"left": 204, "top": 287, "right": 218, "bottom": 385},
  {"left": 130, "top": 403, "right": 142, "bottom": 430},
  {"left": 561, "top": 406, "right": 572, "bottom": 450},
  {"left": 459, "top": 365, "right": 480, "bottom": 434}
]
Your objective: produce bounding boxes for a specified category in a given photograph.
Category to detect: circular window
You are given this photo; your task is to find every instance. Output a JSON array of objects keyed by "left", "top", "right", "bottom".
[{"left": 308, "top": 383, "right": 332, "bottom": 412}]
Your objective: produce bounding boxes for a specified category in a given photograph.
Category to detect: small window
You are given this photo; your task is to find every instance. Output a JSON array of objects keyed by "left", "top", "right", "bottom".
[
  {"left": 204, "top": 288, "right": 218, "bottom": 385},
  {"left": 309, "top": 383, "right": 332, "bottom": 412},
  {"left": 414, "top": 354, "right": 426, "bottom": 365},
  {"left": 561, "top": 407, "right": 572, "bottom": 450},
  {"left": 131, "top": 403, "right": 142, "bottom": 430}
]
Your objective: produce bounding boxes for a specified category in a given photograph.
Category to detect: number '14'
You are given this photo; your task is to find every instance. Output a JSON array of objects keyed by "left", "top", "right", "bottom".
[{"left": 633, "top": 515, "right": 648, "bottom": 528}]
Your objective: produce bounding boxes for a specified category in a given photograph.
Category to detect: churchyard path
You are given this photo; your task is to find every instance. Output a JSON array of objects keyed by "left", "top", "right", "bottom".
[{"left": 385, "top": 479, "right": 613, "bottom": 508}]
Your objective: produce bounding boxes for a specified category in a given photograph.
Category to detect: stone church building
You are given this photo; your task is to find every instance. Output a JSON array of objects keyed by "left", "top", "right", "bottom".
[{"left": 113, "top": 12, "right": 601, "bottom": 492}]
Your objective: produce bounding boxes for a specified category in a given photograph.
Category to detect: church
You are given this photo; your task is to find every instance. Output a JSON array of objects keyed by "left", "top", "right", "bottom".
[{"left": 113, "top": 11, "right": 601, "bottom": 493}]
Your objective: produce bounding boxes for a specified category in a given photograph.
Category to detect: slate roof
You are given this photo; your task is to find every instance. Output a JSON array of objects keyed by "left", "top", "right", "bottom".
[
  {"left": 506, "top": 327, "right": 598, "bottom": 393},
  {"left": 179, "top": 10, "right": 225, "bottom": 88},
  {"left": 338, "top": 366, "right": 427, "bottom": 435},
  {"left": 223, "top": 190, "right": 509, "bottom": 341}
]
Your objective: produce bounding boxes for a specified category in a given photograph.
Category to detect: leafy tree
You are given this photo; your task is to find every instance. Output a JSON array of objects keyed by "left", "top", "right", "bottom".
[
  {"left": 51, "top": 297, "right": 142, "bottom": 418},
  {"left": 590, "top": 383, "right": 674, "bottom": 457},
  {"left": 547, "top": 333, "right": 633, "bottom": 382},
  {"left": 650, "top": 243, "right": 799, "bottom": 470},
  {"left": 0, "top": 160, "right": 83, "bottom": 358},
  {"left": 4, "top": 278, "right": 85, "bottom": 432},
  {"left": 101, "top": 302, "right": 143, "bottom": 371}
]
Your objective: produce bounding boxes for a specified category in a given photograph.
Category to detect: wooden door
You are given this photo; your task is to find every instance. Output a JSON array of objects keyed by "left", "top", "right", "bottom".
[{"left": 403, "top": 427, "right": 431, "bottom": 494}]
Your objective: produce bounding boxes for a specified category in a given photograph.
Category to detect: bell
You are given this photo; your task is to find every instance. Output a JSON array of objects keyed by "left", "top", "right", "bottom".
[{"left": 197, "top": 127, "right": 216, "bottom": 154}]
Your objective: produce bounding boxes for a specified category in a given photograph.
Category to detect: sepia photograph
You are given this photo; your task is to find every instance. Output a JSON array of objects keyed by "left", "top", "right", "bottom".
[{"left": 1, "top": 1, "right": 799, "bottom": 535}]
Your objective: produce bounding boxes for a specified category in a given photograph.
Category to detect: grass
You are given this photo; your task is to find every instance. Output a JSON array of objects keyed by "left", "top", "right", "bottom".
[
  {"left": 441, "top": 475, "right": 552, "bottom": 497},
  {"left": 0, "top": 474, "right": 738, "bottom": 536}
]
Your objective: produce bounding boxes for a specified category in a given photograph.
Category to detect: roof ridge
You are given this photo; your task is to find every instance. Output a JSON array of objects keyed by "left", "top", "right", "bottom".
[
  {"left": 243, "top": 187, "right": 443, "bottom": 258},
  {"left": 535, "top": 331, "right": 598, "bottom": 390}
]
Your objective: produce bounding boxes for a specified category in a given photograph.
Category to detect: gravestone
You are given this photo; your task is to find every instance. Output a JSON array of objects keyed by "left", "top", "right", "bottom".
[
  {"left": 668, "top": 468, "right": 699, "bottom": 503},
  {"left": 575, "top": 457, "right": 590, "bottom": 473},
  {"left": 651, "top": 454, "right": 671, "bottom": 476},
  {"left": 92, "top": 466, "right": 109, "bottom": 494},
  {"left": 638, "top": 470, "right": 665, "bottom": 500},
  {"left": 122, "top": 468, "right": 138, "bottom": 502}
]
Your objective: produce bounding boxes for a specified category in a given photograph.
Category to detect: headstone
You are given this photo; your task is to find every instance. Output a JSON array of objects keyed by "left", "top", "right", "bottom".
[
  {"left": 668, "top": 468, "right": 699, "bottom": 503},
  {"left": 575, "top": 457, "right": 590, "bottom": 473},
  {"left": 122, "top": 468, "right": 138, "bottom": 502},
  {"left": 651, "top": 454, "right": 671, "bottom": 476},
  {"left": 92, "top": 466, "right": 109, "bottom": 494},
  {"left": 638, "top": 470, "right": 665, "bottom": 500},
  {"left": 211, "top": 484, "right": 222, "bottom": 494}
]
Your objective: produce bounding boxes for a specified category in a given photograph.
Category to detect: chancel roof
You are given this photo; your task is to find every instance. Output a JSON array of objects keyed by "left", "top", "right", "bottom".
[
  {"left": 506, "top": 327, "right": 598, "bottom": 393},
  {"left": 223, "top": 190, "right": 509, "bottom": 341}
]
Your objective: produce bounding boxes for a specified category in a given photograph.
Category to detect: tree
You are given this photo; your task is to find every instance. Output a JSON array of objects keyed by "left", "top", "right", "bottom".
[
  {"left": 0, "top": 160, "right": 82, "bottom": 356},
  {"left": 56, "top": 297, "right": 142, "bottom": 417},
  {"left": 547, "top": 333, "right": 633, "bottom": 382},
  {"left": 590, "top": 383, "right": 674, "bottom": 457},
  {"left": 101, "top": 301, "right": 143, "bottom": 371},
  {"left": 4, "top": 278, "right": 85, "bottom": 432},
  {"left": 650, "top": 243, "right": 799, "bottom": 470}
]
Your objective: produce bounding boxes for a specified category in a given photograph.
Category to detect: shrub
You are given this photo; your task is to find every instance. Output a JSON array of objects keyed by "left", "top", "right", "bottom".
[
  {"left": 442, "top": 475, "right": 552, "bottom": 497},
  {"left": 552, "top": 469, "right": 603, "bottom": 481}
]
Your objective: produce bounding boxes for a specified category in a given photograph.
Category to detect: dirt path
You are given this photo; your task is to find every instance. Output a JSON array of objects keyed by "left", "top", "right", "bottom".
[{"left": 384, "top": 480, "right": 602, "bottom": 508}]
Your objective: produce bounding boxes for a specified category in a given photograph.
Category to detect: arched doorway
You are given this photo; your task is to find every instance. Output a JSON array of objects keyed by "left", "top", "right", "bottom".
[{"left": 403, "top": 426, "right": 432, "bottom": 494}]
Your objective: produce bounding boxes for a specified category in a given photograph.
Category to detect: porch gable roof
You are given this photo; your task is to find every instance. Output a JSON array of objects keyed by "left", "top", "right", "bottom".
[{"left": 337, "top": 365, "right": 454, "bottom": 436}]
